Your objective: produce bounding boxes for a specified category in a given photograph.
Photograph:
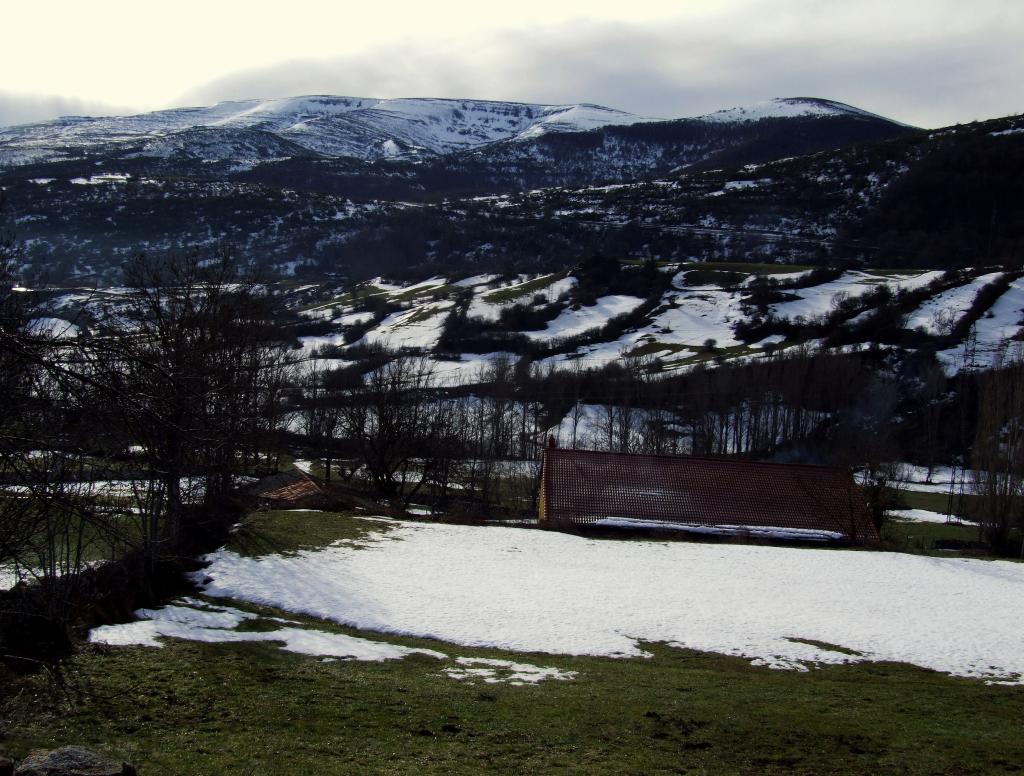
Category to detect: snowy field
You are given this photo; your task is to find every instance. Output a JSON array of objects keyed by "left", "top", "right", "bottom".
[
  {"left": 524, "top": 295, "right": 644, "bottom": 342},
  {"left": 427, "top": 352, "right": 518, "bottom": 385},
  {"left": 888, "top": 508, "right": 966, "bottom": 525},
  {"left": 903, "top": 272, "right": 1003, "bottom": 334},
  {"left": 196, "top": 518, "right": 1024, "bottom": 683},
  {"left": 535, "top": 287, "right": 740, "bottom": 370},
  {"left": 770, "top": 271, "right": 942, "bottom": 321},
  {"left": 359, "top": 301, "right": 453, "bottom": 350},
  {"left": 647, "top": 288, "right": 744, "bottom": 348},
  {"left": 467, "top": 275, "right": 576, "bottom": 322},
  {"left": 937, "top": 278, "right": 1024, "bottom": 373}
]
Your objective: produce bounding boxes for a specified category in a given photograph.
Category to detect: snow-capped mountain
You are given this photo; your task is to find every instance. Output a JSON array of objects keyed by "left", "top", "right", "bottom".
[
  {"left": 0, "top": 95, "right": 911, "bottom": 169},
  {"left": 696, "top": 97, "right": 903, "bottom": 124},
  {"left": 0, "top": 96, "right": 661, "bottom": 166}
]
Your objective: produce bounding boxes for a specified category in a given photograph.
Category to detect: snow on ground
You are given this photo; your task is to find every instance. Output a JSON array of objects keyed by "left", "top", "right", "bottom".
[
  {"left": 708, "top": 179, "right": 773, "bottom": 197},
  {"left": 888, "top": 509, "right": 965, "bottom": 525},
  {"left": 904, "top": 272, "right": 1003, "bottom": 334},
  {"left": 467, "top": 275, "right": 576, "bottom": 322},
  {"left": 297, "top": 333, "right": 348, "bottom": 358},
  {"left": 453, "top": 273, "right": 500, "bottom": 288},
  {"left": 359, "top": 301, "right": 453, "bottom": 350},
  {"left": 298, "top": 307, "right": 336, "bottom": 321},
  {"left": 524, "top": 295, "right": 645, "bottom": 342},
  {"left": 88, "top": 598, "right": 445, "bottom": 661},
  {"left": 89, "top": 597, "right": 573, "bottom": 685},
  {"left": 1, "top": 477, "right": 206, "bottom": 503},
  {"left": 770, "top": 271, "right": 942, "bottom": 321},
  {"left": 549, "top": 403, "right": 619, "bottom": 448},
  {"left": 697, "top": 98, "right": 880, "bottom": 123},
  {"left": 938, "top": 278, "right": 1024, "bottom": 374},
  {"left": 27, "top": 317, "right": 80, "bottom": 339},
  {"left": 0, "top": 566, "right": 21, "bottom": 591},
  {"left": 741, "top": 270, "right": 814, "bottom": 286},
  {"left": 546, "top": 403, "right": 673, "bottom": 451},
  {"left": 443, "top": 657, "right": 576, "bottom": 686},
  {"left": 889, "top": 271, "right": 947, "bottom": 293},
  {"left": 371, "top": 276, "right": 447, "bottom": 297},
  {"left": 594, "top": 517, "right": 844, "bottom": 542},
  {"left": 534, "top": 339, "right": 654, "bottom": 372},
  {"left": 535, "top": 287, "right": 741, "bottom": 372},
  {"left": 899, "top": 464, "right": 981, "bottom": 494},
  {"left": 645, "top": 289, "right": 743, "bottom": 348},
  {"left": 513, "top": 104, "right": 661, "bottom": 141},
  {"left": 428, "top": 352, "right": 519, "bottom": 386},
  {"left": 334, "top": 311, "right": 375, "bottom": 326},
  {"left": 198, "top": 519, "right": 1024, "bottom": 683}
]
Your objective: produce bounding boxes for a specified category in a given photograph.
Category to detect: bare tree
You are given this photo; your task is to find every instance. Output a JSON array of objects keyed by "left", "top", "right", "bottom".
[
  {"left": 337, "top": 356, "right": 445, "bottom": 503},
  {"left": 971, "top": 345, "right": 1024, "bottom": 552},
  {"left": 294, "top": 360, "right": 342, "bottom": 481},
  {"left": 87, "top": 249, "right": 294, "bottom": 562}
]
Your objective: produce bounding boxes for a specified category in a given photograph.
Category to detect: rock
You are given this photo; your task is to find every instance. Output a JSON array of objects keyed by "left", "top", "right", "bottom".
[
  {"left": 1, "top": 755, "right": 15, "bottom": 776},
  {"left": 14, "top": 746, "right": 136, "bottom": 776}
]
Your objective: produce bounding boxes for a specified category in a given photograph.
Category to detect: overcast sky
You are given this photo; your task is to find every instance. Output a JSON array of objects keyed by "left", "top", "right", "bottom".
[{"left": 1, "top": 0, "right": 1021, "bottom": 128}]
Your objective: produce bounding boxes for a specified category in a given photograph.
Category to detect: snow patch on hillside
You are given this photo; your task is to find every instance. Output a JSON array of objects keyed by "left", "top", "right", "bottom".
[
  {"left": 359, "top": 301, "right": 453, "bottom": 351},
  {"left": 524, "top": 295, "right": 644, "bottom": 342},
  {"left": 938, "top": 278, "right": 1024, "bottom": 373},
  {"left": 904, "top": 272, "right": 1003, "bottom": 334},
  {"left": 468, "top": 275, "right": 576, "bottom": 322},
  {"left": 771, "top": 271, "right": 941, "bottom": 321}
]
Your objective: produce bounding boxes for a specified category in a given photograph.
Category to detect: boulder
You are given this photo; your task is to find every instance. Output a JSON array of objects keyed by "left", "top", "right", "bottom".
[{"left": 14, "top": 747, "right": 135, "bottom": 776}]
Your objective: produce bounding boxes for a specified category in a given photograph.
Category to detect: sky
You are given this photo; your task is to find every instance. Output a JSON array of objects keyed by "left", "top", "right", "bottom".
[{"left": 0, "top": 0, "right": 1021, "bottom": 129}]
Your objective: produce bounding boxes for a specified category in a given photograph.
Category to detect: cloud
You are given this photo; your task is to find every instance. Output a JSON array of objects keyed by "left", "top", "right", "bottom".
[
  {"left": 176, "top": 1, "right": 1024, "bottom": 128},
  {"left": 0, "top": 91, "right": 133, "bottom": 127}
]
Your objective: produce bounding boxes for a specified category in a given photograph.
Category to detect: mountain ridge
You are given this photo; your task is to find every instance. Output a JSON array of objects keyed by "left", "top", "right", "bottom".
[{"left": 0, "top": 95, "right": 907, "bottom": 167}]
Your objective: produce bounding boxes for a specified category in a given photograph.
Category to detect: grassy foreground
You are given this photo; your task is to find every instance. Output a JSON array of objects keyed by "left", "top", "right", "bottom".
[{"left": 3, "top": 512, "right": 1023, "bottom": 775}]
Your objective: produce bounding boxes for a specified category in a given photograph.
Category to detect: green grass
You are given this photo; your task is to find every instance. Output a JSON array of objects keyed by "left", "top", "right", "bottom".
[
  {"left": 0, "top": 498, "right": 146, "bottom": 568},
  {"left": 228, "top": 510, "right": 392, "bottom": 557},
  {"left": 900, "top": 489, "right": 982, "bottom": 515},
  {"left": 883, "top": 519, "right": 984, "bottom": 554},
  {"left": 6, "top": 511, "right": 1024, "bottom": 774},
  {"left": 5, "top": 618, "right": 1024, "bottom": 774}
]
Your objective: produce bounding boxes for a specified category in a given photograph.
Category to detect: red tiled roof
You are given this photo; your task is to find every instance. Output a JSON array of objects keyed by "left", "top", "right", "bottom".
[
  {"left": 250, "top": 471, "right": 321, "bottom": 502},
  {"left": 540, "top": 448, "right": 878, "bottom": 544}
]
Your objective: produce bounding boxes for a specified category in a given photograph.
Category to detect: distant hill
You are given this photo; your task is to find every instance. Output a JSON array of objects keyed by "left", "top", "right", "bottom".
[{"left": 3, "top": 94, "right": 1021, "bottom": 283}]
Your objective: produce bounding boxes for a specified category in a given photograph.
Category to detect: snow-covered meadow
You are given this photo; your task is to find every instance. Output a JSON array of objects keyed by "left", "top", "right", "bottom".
[{"left": 191, "top": 517, "right": 1024, "bottom": 684}]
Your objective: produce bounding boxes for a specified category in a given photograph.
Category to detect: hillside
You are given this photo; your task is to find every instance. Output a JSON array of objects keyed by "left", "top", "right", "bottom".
[
  {"left": 0, "top": 94, "right": 920, "bottom": 282},
  {"left": 37, "top": 258, "right": 1022, "bottom": 381},
  {"left": 5, "top": 103, "right": 1022, "bottom": 285}
]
